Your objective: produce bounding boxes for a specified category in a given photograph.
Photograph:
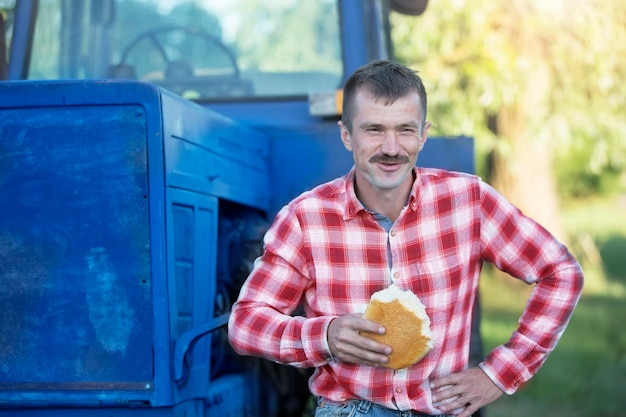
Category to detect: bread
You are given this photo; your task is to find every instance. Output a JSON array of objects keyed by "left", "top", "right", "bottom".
[{"left": 361, "top": 284, "right": 433, "bottom": 369}]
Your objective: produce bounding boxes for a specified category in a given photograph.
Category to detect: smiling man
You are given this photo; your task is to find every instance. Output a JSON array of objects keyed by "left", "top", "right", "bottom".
[
  {"left": 228, "top": 60, "right": 584, "bottom": 417},
  {"left": 338, "top": 74, "right": 429, "bottom": 221}
]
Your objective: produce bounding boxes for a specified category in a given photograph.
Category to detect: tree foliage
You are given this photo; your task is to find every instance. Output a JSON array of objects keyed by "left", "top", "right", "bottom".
[{"left": 391, "top": 0, "right": 626, "bottom": 199}]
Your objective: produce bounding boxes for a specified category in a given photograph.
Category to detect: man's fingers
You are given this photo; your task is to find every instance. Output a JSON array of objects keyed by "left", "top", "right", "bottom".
[
  {"left": 431, "top": 368, "right": 504, "bottom": 416},
  {"left": 329, "top": 314, "right": 383, "bottom": 340},
  {"left": 430, "top": 373, "right": 460, "bottom": 391},
  {"left": 327, "top": 314, "right": 391, "bottom": 365},
  {"left": 333, "top": 333, "right": 391, "bottom": 365},
  {"left": 431, "top": 384, "right": 459, "bottom": 404},
  {"left": 345, "top": 314, "right": 386, "bottom": 335}
]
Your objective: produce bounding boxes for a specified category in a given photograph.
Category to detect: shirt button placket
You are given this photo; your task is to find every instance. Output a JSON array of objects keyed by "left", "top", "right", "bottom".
[
  {"left": 389, "top": 229, "right": 399, "bottom": 281},
  {"left": 390, "top": 270, "right": 401, "bottom": 284},
  {"left": 392, "top": 369, "right": 411, "bottom": 410}
]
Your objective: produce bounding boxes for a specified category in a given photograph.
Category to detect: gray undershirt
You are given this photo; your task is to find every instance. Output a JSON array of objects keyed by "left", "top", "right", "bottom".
[{"left": 365, "top": 209, "right": 393, "bottom": 268}]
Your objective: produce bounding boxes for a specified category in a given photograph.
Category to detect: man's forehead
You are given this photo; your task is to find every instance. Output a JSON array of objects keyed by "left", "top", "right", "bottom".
[
  {"left": 353, "top": 89, "right": 424, "bottom": 120},
  {"left": 355, "top": 88, "right": 422, "bottom": 107}
]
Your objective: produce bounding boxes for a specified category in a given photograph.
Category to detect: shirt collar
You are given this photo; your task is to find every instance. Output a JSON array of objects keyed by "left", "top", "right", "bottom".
[{"left": 342, "top": 167, "right": 421, "bottom": 220}]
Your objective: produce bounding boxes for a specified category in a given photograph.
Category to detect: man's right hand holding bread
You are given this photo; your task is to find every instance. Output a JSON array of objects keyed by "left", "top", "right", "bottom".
[
  {"left": 327, "top": 311, "right": 504, "bottom": 417},
  {"left": 327, "top": 314, "right": 392, "bottom": 368}
]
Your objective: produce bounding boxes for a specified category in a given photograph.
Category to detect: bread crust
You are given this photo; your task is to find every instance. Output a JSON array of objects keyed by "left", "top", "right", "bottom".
[{"left": 362, "top": 297, "right": 432, "bottom": 370}]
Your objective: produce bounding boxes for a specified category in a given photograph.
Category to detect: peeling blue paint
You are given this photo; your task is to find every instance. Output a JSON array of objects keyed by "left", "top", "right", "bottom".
[{"left": 85, "top": 247, "right": 136, "bottom": 354}]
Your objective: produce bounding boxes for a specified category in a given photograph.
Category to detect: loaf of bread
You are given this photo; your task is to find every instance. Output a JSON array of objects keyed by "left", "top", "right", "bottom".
[{"left": 361, "top": 284, "right": 433, "bottom": 369}]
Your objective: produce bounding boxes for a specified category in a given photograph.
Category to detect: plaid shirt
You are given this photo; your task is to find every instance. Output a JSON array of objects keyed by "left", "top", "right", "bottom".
[{"left": 228, "top": 167, "right": 583, "bottom": 414}]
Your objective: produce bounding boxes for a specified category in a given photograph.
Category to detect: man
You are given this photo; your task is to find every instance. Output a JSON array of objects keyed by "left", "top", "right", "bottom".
[{"left": 228, "top": 60, "right": 584, "bottom": 417}]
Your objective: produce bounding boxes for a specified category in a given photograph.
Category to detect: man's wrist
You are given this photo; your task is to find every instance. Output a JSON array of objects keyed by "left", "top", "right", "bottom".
[{"left": 323, "top": 317, "right": 339, "bottom": 362}]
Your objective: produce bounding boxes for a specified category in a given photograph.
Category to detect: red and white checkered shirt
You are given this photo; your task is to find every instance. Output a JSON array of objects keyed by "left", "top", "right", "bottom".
[{"left": 228, "top": 167, "right": 583, "bottom": 414}]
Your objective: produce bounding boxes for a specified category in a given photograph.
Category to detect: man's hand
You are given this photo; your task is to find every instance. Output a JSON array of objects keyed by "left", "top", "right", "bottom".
[
  {"left": 327, "top": 314, "right": 392, "bottom": 367},
  {"left": 430, "top": 367, "right": 504, "bottom": 417}
]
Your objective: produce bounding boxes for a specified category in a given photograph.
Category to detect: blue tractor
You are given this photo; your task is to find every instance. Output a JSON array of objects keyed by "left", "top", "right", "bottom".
[{"left": 0, "top": 1, "right": 475, "bottom": 416}]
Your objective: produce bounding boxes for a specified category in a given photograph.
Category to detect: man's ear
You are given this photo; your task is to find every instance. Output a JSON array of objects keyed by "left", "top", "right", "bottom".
[
  {"left": 338, "top": 121, "right": 352, "bottom": 151},
  {"left": 419, "top": 121, "right": 431, "bottom": 151}
]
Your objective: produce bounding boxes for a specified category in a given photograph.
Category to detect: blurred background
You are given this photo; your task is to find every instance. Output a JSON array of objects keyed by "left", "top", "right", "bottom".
[{"left": 390, "top": 1, "right": 626, "bottom": 415}]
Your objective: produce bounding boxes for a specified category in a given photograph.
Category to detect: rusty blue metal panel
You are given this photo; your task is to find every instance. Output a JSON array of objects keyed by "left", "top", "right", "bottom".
[
  {"left": 0, "top": 104, "right": 155, "bottom": 408},
  {"left": 0, "top": 81, "right": 169, "bottom": 409},
  {"left": 0, "top": 104, "right": 153, "bottom": 384}
]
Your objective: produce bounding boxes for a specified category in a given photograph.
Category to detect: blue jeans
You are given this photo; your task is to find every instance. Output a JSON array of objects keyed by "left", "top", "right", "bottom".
[{"left": 314, "top": 398, "right": 452, "bottom": 417}]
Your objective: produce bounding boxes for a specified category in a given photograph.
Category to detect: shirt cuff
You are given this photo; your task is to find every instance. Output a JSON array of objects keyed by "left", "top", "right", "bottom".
[
  {"left": 479, "top": 345, "right": 533, "bottom": 395},
  {"left": 300, "top": 316, "right": 338, "bottom": 366}
]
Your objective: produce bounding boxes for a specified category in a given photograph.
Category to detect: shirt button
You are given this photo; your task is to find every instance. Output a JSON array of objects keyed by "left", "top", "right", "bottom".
[
  {"left": 395, "top": 387, "right": 403, "bottom": 393},
  {"left": 393, "top": 272, "right": 400, "bottom": 279},
  {"left": 390, "top": 230, "right": 396, "bottom": 237}
]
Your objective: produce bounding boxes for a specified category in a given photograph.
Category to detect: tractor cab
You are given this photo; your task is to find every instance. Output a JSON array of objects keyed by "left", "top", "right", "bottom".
[{"left": 0, "top": 2, "right": 476, "bottom": 416}]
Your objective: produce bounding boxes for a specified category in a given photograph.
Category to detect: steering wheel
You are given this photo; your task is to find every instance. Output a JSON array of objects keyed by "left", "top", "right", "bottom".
[{"left": 116, "top": 26, "right": 248, "bottom": 98}]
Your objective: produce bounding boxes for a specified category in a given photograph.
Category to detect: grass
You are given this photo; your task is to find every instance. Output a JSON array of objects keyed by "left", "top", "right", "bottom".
[{"left": 480, "top": 194, "right": 626, "bottom": 417}]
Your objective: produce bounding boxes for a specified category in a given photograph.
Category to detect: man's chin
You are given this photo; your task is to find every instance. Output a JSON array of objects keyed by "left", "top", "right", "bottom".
[
  {"left": 360, "top": 168, "right": 411, "bottom": 191},
  {"left": 370, "top": 177, "right": 406, "bottom": 191}
]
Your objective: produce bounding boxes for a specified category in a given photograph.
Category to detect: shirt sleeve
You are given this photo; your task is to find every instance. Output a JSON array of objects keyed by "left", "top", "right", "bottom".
[
  {"left": 227, "top": 204, "right": 336, "bottom": 368},
  {"left": 477, "top": 180, "right": 584, "bottom": 394}
]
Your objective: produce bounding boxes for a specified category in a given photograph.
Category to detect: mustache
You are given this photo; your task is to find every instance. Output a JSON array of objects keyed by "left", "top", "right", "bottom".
[{"left": 369, "top": 155, "right": 410, "bottom": 164}]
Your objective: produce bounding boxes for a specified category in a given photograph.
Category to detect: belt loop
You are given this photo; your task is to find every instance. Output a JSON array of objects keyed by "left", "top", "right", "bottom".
[{"left": 356, "top": 399, "right": 372, "bottom": 413}]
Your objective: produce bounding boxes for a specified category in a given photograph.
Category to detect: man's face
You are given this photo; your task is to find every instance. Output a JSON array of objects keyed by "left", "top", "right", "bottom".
[{"left": 339, "top": 89, "right": 429, "bottom": 194}]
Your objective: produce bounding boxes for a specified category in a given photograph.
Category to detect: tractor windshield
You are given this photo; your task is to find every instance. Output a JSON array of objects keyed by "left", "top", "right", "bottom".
[{"left": 21, "top": 0, "right": 343, "bottom": 100}]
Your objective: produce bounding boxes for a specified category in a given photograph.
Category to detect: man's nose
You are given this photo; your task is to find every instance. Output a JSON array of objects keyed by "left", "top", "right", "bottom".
[{"left": 380, "top": 131, "right": 401, "bottom": 155}]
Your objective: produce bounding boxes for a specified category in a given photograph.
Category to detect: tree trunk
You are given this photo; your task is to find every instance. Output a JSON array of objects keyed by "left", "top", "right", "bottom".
[
  {"left": 489, "top": 112, "right": 567, "bottom": 244},
  {"left": 488, "top": 29, "right": 568, "bottom": 244}
]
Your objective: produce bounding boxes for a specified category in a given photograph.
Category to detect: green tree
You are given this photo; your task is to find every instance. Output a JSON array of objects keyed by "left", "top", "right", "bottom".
[{"left": 391, "top": 0, "right": 626, "bottom": 242}]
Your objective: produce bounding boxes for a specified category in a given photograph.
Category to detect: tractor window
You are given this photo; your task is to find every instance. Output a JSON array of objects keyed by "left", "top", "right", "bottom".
[
  {"left": 0, "top": 1, "right": 14, "bottom": 80},
  {"left": 27, "top": 0, "right": 343, "bottom": 100}
]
